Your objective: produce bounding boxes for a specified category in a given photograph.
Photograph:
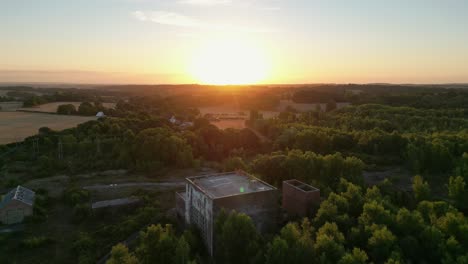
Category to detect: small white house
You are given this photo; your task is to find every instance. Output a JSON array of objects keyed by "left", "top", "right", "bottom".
[
  {"left": 169, "top": 116, "right": 178, "bottom": 124},
  {"left": 96, "top": 112, "right": 105, "bottom": 118},
  {"left": 0, "top": 186, "right": 35, "bottom": 225}
]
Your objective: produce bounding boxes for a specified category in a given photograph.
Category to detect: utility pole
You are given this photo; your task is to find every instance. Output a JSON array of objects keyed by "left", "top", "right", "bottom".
[
  {"left": 96, "top": 138, "right": 101, "bottom": 156},
  {"left": 32, "top": 138, "right": 39, "bottom": 158},
  {"left": 58, "top": 139, "right": 63, "bottom": 160}
]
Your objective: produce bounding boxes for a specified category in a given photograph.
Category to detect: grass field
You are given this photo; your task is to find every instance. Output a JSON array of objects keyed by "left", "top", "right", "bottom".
[
  {"left": 19, "top": 101, "right": 116, "bottom": 113},
  {"left": 0, "top": 112, "right": 96, "bottom": 144}
]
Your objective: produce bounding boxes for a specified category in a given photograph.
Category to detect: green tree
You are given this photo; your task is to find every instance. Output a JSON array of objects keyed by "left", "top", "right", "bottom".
[
  {"left": 266, "top": 219, "right": 314, "bottom": 264},
  {"left": 106, "top": 243, "right": 139, "bottom": 264},
  {"left": 57, "top": 104, "right": 77, "bottom": 115},
  {"left": 136, "top": 224, "right": 178, "bottom": 264},
  {"left": 216, "top": 211, "right": 260, "bottom": 264},
  {"left": 338, "top": 248, "right": 369, "bottom": 264},
  {"left": 358, "top": 201, "right": 393, "bottom": 227},
  {"left": 265, "top": 237, "right": 289, "bottom": 264},
  {"left": 448, "top": 176, "right": 467, "bottom": 210},
  {"left": 314, "top": 222, "right": 345, "bottom": 263},
  {"left": 78, "top": 102, "right": 97, "bottom": 116},
  {"left": 223, "top": 156, "right": 247, "bottom": 172},
  {"left": 412, "top": 175, "right": 430, "bottom": 201},
  {"left": 395, "top": 208, "right": 424, "bottom": 236},
  {"left": 326, "top": 100, "right": 337, "bottom": 112},
  {"left": 175, "top": 237, "right": 190, "bottom": 264},
  {"left": 368, "top": 226, "right": 396, "bottom": 262}
]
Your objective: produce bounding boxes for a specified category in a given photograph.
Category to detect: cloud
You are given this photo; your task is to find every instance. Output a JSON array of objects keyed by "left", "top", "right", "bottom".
[
  {"left": 178, "top": 0, "right": 231, "bottom": 5},
  {"left": 132, "top": 10, "right": 275, "bottom": 33},
  {"left": 132, "top": 11, "right": 147, "bottom": 21},
  {"left": 135, "top": 11, "right": 201, "bottom": 27},
  {"left": 262, "top": 6, "right": 281, "bottom": 11}
]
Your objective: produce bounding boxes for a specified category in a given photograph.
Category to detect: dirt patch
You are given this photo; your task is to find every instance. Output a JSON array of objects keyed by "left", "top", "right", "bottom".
[{"left": 363, "top": 167, "right": 412, "bottom": 191}]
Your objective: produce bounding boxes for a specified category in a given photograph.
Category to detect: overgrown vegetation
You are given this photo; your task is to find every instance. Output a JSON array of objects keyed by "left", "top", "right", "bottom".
[{"left": 0, "top": 84, "right": 467, "bottom": 263}]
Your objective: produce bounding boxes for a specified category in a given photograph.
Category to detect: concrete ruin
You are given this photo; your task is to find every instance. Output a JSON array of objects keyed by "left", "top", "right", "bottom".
[
  {"left": 282, "top": 179, "right": 320, "bottom": 218},
  {"left": 176, "top": 171, "right": 278, "bottom": 256}
]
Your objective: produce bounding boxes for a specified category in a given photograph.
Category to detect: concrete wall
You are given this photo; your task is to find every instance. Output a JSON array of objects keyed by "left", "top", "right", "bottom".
[
  {"left": 214, "top": 189, "right": 279, "bottom": 234},
  {"left": 185, "top": 183, "right": 214, "bottom": 256},
  {"left": 0, "top": 200, "right": 33, "bottom": 225},
  {"left": 175, "top": 191, "right": 186, "bottom": 219},
  {"left": 282, "top": 181, "right": 320, "bottom": 218}
]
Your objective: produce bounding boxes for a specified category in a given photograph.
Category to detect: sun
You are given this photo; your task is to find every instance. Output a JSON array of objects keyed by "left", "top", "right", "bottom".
[{"left": 189, "top": 39, "right": 269, "bottom": 85}]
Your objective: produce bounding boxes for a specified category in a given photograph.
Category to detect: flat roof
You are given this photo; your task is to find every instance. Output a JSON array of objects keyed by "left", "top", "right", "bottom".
[
  {"left": 284, "top": 179, "right": 319, "bottom": 192},
  {"left": 187, "top": 171, "right": 275, "bottom": 199}
]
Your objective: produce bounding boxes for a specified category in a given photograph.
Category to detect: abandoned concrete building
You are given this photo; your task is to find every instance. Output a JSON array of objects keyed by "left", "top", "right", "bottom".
[
  {"left": 0, "top": 185, "right": 35, "bottom": 225},
  {"left": 282, "top": 179, "right": 320, "bottom": 218},
  {"left": 176, "top": 171, "right": 278, "bottom": 256}
]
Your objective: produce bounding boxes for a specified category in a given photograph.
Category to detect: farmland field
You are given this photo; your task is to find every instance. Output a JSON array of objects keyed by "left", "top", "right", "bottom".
[
  {"left": 212, "top": 119, "right": 246, "bottom": 129},
  {"left": 18, "top": 101, "right": 116, "bottom": 113},
  {"left": 0, "top": 112, "right": 96, "bottom": 144},
  {"left": 278, "top": 99, "right": 350, "bottom": 112},
  {"left": 0, "top": 102, "right": 23, "bottom": 111},
  {"left": 198, "top": 101, "right": 350, "bottom": 129}
]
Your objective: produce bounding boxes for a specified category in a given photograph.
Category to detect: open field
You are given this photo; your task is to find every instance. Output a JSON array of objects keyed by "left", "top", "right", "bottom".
[
  {"left": 0, "top": 90, "right": 45, "bottom": 96},
  {"left": 278, "top": 100, "right": 350, "bottom": 111},
  {"left": 211, "top": 119, "right": 246, "bottom": 129},
  {"left": 19, "top": 101, "right": 116, "bottom": 113},
  {"left": 0, "top": 101, "right": 22, "bottom": 111},
  {"left": 198, "top": 101, "right": 351, "bottom": 129},
  {"left": 0, "top": 112, "right": 96, "bottom": 144},
  {"left": 198, "top": 104, "right": 279, "bottom": 119}
]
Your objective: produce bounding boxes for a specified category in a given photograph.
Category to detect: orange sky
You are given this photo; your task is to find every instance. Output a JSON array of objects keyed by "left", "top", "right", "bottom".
[{"left": 2, "top": 0, "right": 468, "bottom": 84}]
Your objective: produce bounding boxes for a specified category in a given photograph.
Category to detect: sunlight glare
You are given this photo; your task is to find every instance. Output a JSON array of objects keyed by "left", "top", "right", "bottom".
[{"left": 189, "top": 39, "right": 269, "bottom": 85}]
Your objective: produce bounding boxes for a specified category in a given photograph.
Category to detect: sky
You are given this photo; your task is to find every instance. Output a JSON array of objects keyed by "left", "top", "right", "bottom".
[{"left": 1, "top": 0, "right": 468, "bottom": 84}]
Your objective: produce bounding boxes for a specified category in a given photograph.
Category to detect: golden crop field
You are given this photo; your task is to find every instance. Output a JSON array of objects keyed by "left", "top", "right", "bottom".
[
  {"left": 18, "top": 102, "right": 116, "bottom": 113},
  {"left": 0, "top": 112, "right": 96, "bottom": 144}
]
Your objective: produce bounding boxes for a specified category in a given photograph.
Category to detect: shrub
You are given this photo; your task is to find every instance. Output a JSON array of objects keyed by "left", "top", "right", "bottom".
[{"left": 21, "top": 236, "right": 53, "bottom": 249}]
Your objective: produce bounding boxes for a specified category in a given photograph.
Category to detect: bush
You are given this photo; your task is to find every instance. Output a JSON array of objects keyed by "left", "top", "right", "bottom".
[
  {"left": 63, "top": 187, "right": 90, "bottom": 206},
  {"left": 57, "top": 104, "right": 77, "bottom": 115},
  {"left": 223, "top": 156, "right": 247, "bottom": 172},
  {"left": 21, "top": 236, "right": 53, "bottom": 249},
  {"left": 72, "top": 232, "right": 96, "bottom": 264},
  {"left": 73, "top": 203, "right": 93, "bottom": 223}
]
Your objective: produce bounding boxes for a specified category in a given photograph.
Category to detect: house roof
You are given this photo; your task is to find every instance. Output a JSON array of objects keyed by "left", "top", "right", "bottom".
[{"left": 0, "top": 185, "right": 35, "bottom": 209}]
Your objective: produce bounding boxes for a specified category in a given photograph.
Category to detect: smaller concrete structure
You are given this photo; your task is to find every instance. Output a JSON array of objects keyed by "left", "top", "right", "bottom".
[
  {"left": 0, "top": 186, "right": 35, "bottom": 225},
  {"left": 282, "top": 179, "right": 320, "bottom": 218}
]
